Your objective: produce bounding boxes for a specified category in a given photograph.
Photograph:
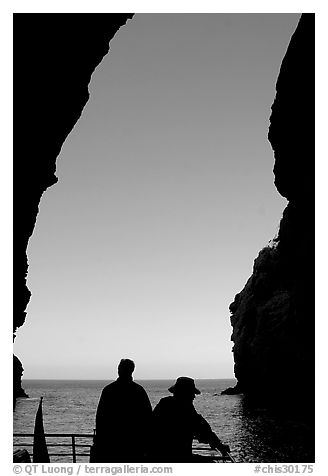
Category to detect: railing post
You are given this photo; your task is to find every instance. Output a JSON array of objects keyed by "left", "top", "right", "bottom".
[{"left": 72, "top": 436, "right": 76, "bottom": 463}]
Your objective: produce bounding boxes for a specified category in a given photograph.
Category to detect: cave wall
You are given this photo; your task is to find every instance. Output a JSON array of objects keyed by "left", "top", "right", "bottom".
[
  {"left": 229, "top": 14, "right": 314, "bottom": 415},
  {"left": 14, "top": 13, "right": 134, "bottom": 399}
]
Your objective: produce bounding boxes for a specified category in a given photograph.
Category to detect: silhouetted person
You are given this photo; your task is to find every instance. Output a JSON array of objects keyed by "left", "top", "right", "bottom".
[
  {"left": 92, "top": 359, "right": 152, "bottom": 462},
  {"left": 150, "top": 377, "right": 230, "bottom": 462}
]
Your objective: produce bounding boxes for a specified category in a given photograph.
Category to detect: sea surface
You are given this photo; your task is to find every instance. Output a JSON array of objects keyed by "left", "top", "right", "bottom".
[{"left": 13, "top": 379, "right": 314, "bottom": 463}]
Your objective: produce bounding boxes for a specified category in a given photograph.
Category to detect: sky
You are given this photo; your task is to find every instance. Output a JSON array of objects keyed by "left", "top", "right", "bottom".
[{"left": 13, "top": 13, "right": 301, "bottom": 380}]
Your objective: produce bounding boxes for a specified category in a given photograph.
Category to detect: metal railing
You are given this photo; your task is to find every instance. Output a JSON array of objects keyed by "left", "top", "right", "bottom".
[
  {"left": 13, "top": 433, "right": 94, "bottom": 462},
  {"left": 13, "top": 434, "right": 234, "bottom": 463},
  {"left": 193, "top": 445, "right": 236, "bottom": 462}
]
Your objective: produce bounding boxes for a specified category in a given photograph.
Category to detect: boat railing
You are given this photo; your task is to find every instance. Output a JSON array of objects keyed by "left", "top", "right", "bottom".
[
  {"left": 13, "top": 433, "right": 94, "bottom": 462},
  {"left": 13, "top": 433, "right": 234, "bottom": 463}
]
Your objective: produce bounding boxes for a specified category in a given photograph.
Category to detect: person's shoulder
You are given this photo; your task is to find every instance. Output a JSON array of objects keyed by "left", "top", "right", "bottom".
[
  {"left": 160, "top": 396, "right": 172, "bottom": 402},
  {"left": 156, "top": 396, "right": 173, "bottom": 407},
  {"left": 153, "top": 396, "right": 174, "bottom": 415},
  {"left": 101, "top": 381, "right": 117, "bottom": 393},
  {"left": 132, "top": 381, "right": 149, "bottom": 394}
]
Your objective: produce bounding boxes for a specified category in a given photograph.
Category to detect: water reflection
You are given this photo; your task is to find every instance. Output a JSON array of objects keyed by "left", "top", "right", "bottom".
[{"left": 233, "top": 396, "right": 315, "bottom": 462}]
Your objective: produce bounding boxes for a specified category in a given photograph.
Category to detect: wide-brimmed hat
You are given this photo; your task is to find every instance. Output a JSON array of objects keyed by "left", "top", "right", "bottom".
[{"left": 168, "top": 377, "right": 201, "bottom": 395}]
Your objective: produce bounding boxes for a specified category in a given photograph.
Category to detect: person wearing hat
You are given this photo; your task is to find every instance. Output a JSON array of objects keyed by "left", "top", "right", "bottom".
[{"left": 150, "top": 376, "right": 230, "bottom": 462}]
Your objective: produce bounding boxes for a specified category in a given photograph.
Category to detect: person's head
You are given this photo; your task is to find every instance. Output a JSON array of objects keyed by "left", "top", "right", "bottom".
[
  {"left": 118, "top": 358, "right": 135, "bottom": 378},
  {"left": 168, "top": 377, "right": 201, "bottom": 402}
]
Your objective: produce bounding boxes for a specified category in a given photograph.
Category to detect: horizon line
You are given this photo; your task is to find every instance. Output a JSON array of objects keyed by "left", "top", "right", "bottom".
[{"left": 22, "top": 377, "right": 236, "bottom": 381}]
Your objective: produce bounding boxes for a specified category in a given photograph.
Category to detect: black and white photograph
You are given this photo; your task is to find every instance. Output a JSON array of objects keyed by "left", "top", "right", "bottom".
[{"left": 11, "top": 4, "right": 315, "bottom": 471}]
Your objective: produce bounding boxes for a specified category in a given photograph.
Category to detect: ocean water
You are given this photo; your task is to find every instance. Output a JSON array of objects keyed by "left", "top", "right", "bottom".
[{"left": 13, "top": 379, "right": 314, "bottom": 463}]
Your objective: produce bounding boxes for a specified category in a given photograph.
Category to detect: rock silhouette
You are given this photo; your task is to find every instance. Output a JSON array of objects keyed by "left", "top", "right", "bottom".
[
  {"left": 227, "top": 14, "right": 314, "bottom": 418},
  {"left": 13, "top": 355, "right": 29, "bottom": 404},
  {"left": 13, "top": 14, "right": 134, "bottom": 400}
]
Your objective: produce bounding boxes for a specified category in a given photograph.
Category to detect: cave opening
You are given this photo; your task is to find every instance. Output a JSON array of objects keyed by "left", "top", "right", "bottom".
[{"left": 15, "top": 13, "right": 300, "bottom": 382}]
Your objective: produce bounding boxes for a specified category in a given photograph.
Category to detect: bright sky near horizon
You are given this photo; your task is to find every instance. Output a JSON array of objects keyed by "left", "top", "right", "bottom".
[{"left": 14, "top": 13, "right": 300, "bottom": 380}]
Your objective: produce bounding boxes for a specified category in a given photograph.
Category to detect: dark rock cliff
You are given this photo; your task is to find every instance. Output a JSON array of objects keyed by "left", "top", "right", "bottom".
[
  {"left": 14, "top": 13, "right": 133, "bottom": 400},
  {"left": 13, "top": 355, "right": 29, "bottom": 401},
  {"left": 227, "top": 14, "right": 314, "bottom": 418}
]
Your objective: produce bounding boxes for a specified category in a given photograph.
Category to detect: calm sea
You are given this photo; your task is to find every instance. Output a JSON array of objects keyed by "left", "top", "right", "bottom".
[{"left": 13, "top": 379, "right": 314, "bottom": 463}]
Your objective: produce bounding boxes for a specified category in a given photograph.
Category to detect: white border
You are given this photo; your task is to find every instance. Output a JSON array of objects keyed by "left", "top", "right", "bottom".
[{"left": 3, "top": 3, "right": 325, "bottom": 474}]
